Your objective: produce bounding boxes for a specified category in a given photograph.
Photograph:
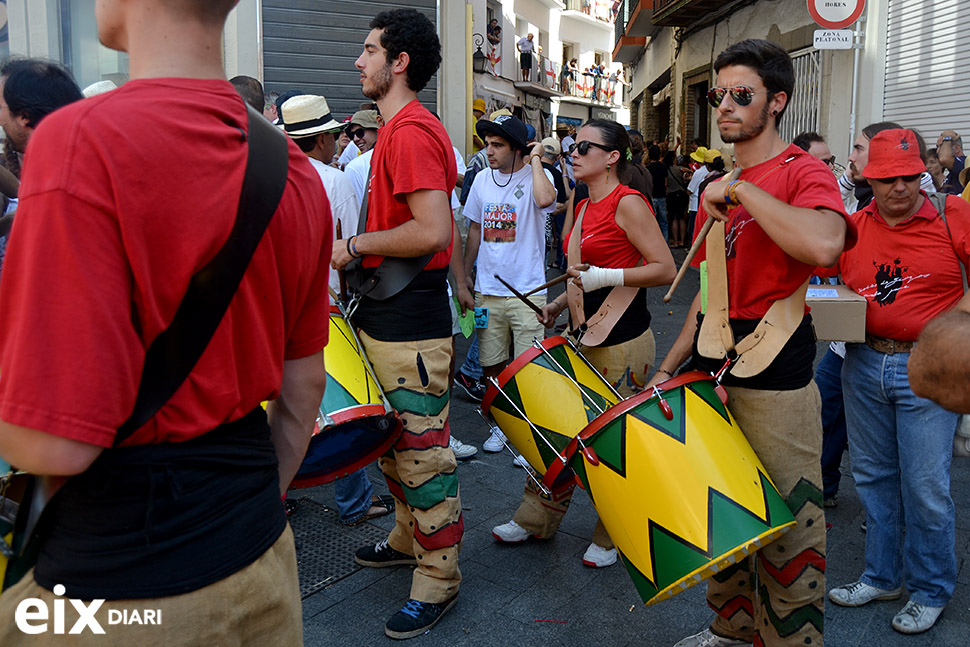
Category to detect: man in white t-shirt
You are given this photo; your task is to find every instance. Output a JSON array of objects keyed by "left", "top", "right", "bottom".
[{"left": 463, "top": 114, "right": 556, "bottom": 452}]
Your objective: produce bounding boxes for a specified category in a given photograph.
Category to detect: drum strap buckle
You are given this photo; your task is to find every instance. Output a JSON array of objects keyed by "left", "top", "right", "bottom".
[{"left": 713, "top": 351, "right": 738, "bottom": 384}]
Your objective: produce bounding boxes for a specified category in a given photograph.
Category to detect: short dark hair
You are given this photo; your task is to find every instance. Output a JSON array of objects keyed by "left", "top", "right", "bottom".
[
  {"left": 627, "top": 129, "right": 645, "bottom": 159},
  {"left": 792, "top": 131, "right": 824, "bottom": 152},
  {"left": 293, "top": 134, "right": 320, "bottom": 154},
  {"left": 229, "top": 75, "right": 264, "bottom": 112},
  {"left": 714, "top": 39, "right": 795, "bottom": 128},
  {"left": 861, "top": 121, "right": 902, "bottom": 141},
  {"left": 0, "top": 57, "right": 83, "bottom": 129},
  {"left": 648, "top": 145, "right": 662, "bottom": 161},
  {"left": 370, "top": 9, "right": 441, "bottom": 93}
]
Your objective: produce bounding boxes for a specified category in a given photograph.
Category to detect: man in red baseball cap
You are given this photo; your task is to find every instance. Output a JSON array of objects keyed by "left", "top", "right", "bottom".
[{"left": 827, "top": 128, "right": 970, "bottom": 634}]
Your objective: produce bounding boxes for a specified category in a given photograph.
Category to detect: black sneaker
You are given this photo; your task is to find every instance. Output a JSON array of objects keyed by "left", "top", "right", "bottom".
[
  {"left": 354, "top": 539, "right": 417, "bottom": 568},
  {"left": 385, "top": 595, "right": 458, "bottom": 640},
  {"left": 453, "top": 371, "right": 485, "bottom": 402}
]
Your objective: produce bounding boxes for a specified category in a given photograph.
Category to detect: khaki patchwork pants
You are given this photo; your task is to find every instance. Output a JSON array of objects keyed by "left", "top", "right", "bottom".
[
  {"left": 359, "top": 332, "right": 462, "bottom": 604},
  {"left": 707, "top": 383, "right": 827, "bottom": 647}
]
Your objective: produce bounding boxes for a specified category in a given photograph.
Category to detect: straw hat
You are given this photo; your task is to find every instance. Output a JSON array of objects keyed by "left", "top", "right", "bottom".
[{"left": 279, "top": 95, "right": 342, "bottom": 137}]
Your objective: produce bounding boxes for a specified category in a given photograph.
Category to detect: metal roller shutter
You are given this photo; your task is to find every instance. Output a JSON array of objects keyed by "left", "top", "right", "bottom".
[
  {"left": 883, "top": 0, "right": 970, "bottom": 139},
  {"left": 262, "top": 0, "right": 437, "bottom": 119}
]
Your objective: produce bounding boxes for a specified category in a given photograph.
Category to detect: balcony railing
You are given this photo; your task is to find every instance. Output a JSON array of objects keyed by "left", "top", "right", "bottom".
[
  {"left": 560, "top": 69, "right": 624, "bottom": 107},
  {"left": 564, "top": 0, "right": 616, "bottom": 24}
]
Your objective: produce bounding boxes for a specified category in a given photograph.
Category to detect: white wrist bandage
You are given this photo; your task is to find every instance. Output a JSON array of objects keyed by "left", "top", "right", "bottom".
[{"left": 579, "top": 265, "right": 624, "bottom": 292}]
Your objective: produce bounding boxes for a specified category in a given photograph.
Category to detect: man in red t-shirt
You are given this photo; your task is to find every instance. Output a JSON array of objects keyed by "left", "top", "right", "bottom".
[
  {"left": 652, "top": 40, "right": 847, "bottom": 647},
  {"left": 827, "top": 129, "right": 969, "bottom": 635},
  {"left": 0, "top": 1, "right": 330, "bottom": 644},
  {"left": 330, "top": 9, "right": 462, "bottom": 640}
]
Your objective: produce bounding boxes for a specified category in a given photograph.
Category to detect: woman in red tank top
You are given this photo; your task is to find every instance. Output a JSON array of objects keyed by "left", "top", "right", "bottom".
[{"left": 491, "top": 120, "right": 675, "bottom": 570}]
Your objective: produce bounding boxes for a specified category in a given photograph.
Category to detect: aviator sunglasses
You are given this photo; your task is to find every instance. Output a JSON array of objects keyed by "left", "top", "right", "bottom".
[
  {"left": 707, "top": 86, "right": 768, "bottom": 108},
  {"left": 569, "top": 140, "right": 614, "bottom": 156}
]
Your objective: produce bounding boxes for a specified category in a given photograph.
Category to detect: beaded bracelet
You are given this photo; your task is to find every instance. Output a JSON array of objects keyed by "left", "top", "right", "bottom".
[
  {"left": 656, "top": 368, "right": 673, "bottom": 377},
  {"left": 724, "top": 180, "right": 743, "bottom": 206}
]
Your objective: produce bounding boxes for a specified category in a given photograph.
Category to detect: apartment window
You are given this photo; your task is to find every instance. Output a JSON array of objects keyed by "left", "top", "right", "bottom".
[{"left": 779, "top": 48, "right": 822, "bottom": 144}]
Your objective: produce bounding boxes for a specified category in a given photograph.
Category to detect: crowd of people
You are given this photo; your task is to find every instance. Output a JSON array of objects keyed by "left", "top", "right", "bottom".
[{"left": 0, "top": 2, "right": 967, "bottom": 646}]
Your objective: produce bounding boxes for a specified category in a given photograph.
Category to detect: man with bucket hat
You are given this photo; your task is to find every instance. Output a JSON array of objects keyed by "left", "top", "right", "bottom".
[
  {"left": 462, "top": 114, "right": 556, "bottom": 455},
  {"left": 827, "top": 128, "right": 970, "bottom": 634}
]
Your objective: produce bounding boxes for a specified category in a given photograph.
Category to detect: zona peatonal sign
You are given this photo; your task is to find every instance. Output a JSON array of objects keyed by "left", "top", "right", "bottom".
[{"left": 807, "top": 0, "right": 866, "bottom": 30}]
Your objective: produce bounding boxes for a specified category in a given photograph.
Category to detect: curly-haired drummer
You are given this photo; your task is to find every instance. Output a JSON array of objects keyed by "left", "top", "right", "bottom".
[
  {"left": 651, "top": 40, "right": 848, "bottom": 647},
  {"left": 331, "top": 9, "right": 462, "bottom": 640},
  {"left": 491, "top": 119, "right": 675, "bottom": 567}
]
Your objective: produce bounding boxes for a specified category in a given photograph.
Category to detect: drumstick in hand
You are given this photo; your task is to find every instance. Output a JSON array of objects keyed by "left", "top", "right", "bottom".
[
  {"left": 495, "top": 274, "right": 545, "bottom": 316},
  {"left": 521, "top": 265, "right": 589, "bottom": 298},
  {"left": 663, "top": 166, "right": 742, "bottom": 303}
]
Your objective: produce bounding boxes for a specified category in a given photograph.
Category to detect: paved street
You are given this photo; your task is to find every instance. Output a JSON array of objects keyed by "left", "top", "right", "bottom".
[{"left": 292, "top": 250, "right": 970, "bottom": 646}]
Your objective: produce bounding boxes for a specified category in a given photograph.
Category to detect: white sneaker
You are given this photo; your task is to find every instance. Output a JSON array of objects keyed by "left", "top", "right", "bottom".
[
  {"left": 891, "top": 600, "right": 945, "bottom": 634},
  {"left": 582, "top": 542, "right": 618, "bottom": 568},
  {"left": 672, "top": 628, "right": 750, "bottom": 647},
  {"left": 482, "top": 426, "right": 507, "bottom": 452},
  {"left": 512, "top": 454, "right": 530, "bottom": 468},
  {"left": 448, "top": 435, "right": 478, "bottom": 460},
  {"left": 828, "top": 580, "right": 902, "bottom": 607},
  {"left": 492, "top": 520, "right": 532, "bottom": 543}
]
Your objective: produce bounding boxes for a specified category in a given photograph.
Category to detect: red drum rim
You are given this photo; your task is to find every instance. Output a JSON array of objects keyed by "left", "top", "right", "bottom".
[
  {"left": 480, "top": 336, "right": 570, "bottom": 413},
  {"left": 576, "top": 371, "right": 714, "bottom": 441},
  {"left": 323, "top": 404, "right": 392, "bottom": 428}
]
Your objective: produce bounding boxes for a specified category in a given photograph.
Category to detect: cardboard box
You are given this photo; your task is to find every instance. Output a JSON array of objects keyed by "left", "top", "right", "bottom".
[{"left": 806, "top": 284, "right": 867, "bottom": 342}]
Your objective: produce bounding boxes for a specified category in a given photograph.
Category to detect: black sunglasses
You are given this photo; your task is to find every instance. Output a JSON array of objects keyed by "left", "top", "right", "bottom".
[
  {"left": 823, "top": 156, "right": 837, "bottom": 166},
  {"left": 707, "top": 86, "right": 766, "bottom": 108},
  {"left": 349, "top": 128, "right": 366, "bottom": 139},
  {"left": 569, "top": 140, "right": 613, "bottom": 156},
  {"left": 870, "top": 174, "right": 921, "bottom": 185}
]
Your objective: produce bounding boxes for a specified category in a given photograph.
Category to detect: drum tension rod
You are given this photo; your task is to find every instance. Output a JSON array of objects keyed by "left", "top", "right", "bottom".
[
  {"left": 531, "top": 340, "right": 608, "bottom": 416},
  {"left": 475, "top": 408, "right": 552, "bottom": 496},
  {"left": 480, "top": 380, "right": 569, "bottom": 467},
  {"left": 561, "top": 336, "right": 624, "bottom": 401},
  {"left": 651, "top": 386, "right": 674, "bottom": 421}
]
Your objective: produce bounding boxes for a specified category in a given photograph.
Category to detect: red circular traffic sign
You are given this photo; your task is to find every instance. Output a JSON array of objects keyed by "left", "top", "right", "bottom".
[{"left": 807, "top": 0, "right": 865, "bottom": 29}]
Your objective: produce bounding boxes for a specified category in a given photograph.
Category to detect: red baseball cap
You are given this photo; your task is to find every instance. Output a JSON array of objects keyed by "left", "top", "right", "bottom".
[{"left": 862, "top": 128, "right": 925, "bottom": 180}]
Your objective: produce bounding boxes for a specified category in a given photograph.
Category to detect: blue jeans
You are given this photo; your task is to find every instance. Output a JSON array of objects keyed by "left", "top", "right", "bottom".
[
  {"left": 652, "top": 197, "right": 668, "bottom": 242},
  {"left": 459, "top": 335, "right": 482, "bottom": 380},
  {"left": 815, "top": 349, "right": 847, "bottom": 499},
  {"left": 842, "top": 342, "right": 957, "bottom": 606},
  {"left": 334, "top": 469, "right": 374, "bottom": 524}
]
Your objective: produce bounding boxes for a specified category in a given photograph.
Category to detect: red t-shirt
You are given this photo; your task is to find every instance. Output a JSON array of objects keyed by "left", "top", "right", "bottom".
[
  {"left": 567, "top": 184, "right": 650, "bottom": 268},
  {"left": 691, "top": 145, "right": 846, "bottom": 319},
  {"left": 363, "top": 100, "right": 456, "bottom": 269},
  {"left": 838, "top": 193, "right": 970, "bottom": 340},
  {"left": 0, "top": 78, "right": 332, "bottom": 448}
]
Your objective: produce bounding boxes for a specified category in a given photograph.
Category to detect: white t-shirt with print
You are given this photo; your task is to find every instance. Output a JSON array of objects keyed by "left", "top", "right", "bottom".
[{"left": 465, "top": 163, "right": 553, "bottom": 296}]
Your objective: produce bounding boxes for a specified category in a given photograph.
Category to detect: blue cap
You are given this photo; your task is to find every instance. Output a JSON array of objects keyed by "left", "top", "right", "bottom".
[{"left": 526, "top": 124, "right": 537, "bottom": 141}]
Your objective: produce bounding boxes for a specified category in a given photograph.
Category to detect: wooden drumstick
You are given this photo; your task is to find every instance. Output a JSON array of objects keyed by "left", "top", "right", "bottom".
[
  {"left": 495, "top": 274, "right": 545, "bottom": 316},
  {"left": 521, "top": 264, "right": 589, "bottom": 297},
  {"left": 336, "top": 220, "right": 348, "bottom": 304},
  {"left": 663, "top": 166, "right": 742, "bottom": 303}
]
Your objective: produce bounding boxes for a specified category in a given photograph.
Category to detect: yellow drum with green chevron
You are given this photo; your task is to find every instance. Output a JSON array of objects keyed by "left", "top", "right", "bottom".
[
  {"left": 571, "top": 371, "right": 796, "bottom": 606},
  {"left": 290, "top": 307, "right": 400, "bottom": 488},
  {"left": 481, "top": 336, "right": 619, "bottom": 476}
]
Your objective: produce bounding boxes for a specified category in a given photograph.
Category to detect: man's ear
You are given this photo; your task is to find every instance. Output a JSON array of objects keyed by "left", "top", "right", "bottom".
[
  {"left": 392, "top": 52, "right": 410, "bottom": 76},
  {"left": 769, "top": 91, "right": 788, "bottom": 118}
]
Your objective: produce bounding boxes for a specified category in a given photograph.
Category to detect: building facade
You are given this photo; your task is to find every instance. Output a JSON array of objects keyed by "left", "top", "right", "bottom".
[{"left": 614, "top": 0, "right": 967, "bottom": 166}]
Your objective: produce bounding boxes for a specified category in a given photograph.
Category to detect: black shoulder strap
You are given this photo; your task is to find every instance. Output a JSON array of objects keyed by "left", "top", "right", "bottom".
[
  {"left": 928, "top": 191, "right": 968, "bottom": 292},
  {"left": 115, "top": 106, "right": 290, "bottom": 445},
  {"left": 346, "top": 164, "right": 433, "bottom": 302}
]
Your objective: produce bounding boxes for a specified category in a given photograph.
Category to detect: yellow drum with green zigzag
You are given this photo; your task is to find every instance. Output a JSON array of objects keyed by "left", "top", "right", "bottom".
[
  {"left": 290, "top": 307, "right": 400, "bottom": 488},
  {"left": 481, "top": 337, "right": 620, "bottom": 476},
  {"left": 570, "top": 371, "right": 796, "bottom": 606}
]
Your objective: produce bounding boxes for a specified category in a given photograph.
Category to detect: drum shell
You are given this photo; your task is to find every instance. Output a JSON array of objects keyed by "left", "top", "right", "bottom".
[
  {"left": 571, "top": 372, "right": 796, "bottom": 606},
  {"left": 481, "top": 336, "right": 619, "bottom": 475},
  {"left": 290, "top": 307, "right": 400, "bottom": 488}
]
